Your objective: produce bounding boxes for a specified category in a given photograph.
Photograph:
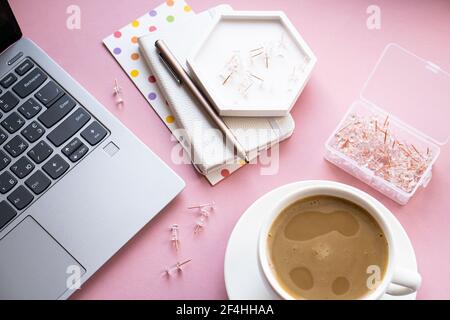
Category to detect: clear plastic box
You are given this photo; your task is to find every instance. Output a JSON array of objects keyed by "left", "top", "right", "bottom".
[{"left": 325, "top": 44, "right": 450, "bottom": 205}]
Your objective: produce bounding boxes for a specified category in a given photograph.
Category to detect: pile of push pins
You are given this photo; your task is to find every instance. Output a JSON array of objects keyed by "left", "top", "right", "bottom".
[
  {"left": 162, "top": 201, "right": 216, "bottom": 277},
  {"left": 219, "top": 33, "right": 308, "bottom": 97},
  {"left": 331, "top": 113, "right": 434, "bottom": 193}
]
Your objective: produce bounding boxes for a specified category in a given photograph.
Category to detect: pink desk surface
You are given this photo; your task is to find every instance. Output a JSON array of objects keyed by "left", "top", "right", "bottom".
[{"left": 9, "top": 0, "right": 450, "bottom": 299}]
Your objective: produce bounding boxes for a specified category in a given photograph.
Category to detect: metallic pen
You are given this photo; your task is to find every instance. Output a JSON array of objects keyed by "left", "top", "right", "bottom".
[{"left": 155, "top": 39, "right": 249, "bottom": 164}]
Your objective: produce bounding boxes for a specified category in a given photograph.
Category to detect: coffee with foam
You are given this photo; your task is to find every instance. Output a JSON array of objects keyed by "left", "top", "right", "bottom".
[{"left": 267, "top": 195, "right": 389, "bottom": 299}]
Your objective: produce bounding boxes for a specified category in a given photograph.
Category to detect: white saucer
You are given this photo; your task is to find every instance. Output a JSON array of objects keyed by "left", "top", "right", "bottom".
[{"left": 224, "top": 180, "right": 418, "bottom": 300}]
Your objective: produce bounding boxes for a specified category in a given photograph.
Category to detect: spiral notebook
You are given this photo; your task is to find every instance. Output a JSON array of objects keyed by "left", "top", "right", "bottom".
[
  {"left": 139, "top": 5, "right": 295, "bottom": 175},
  {"left": 103, "top": 1, "right": 294, "bottom": 184}
]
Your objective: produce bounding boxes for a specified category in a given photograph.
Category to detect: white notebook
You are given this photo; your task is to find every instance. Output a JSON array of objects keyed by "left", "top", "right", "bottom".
[{"left": 139, "top": 5, "right": 295, "bottom": 174}]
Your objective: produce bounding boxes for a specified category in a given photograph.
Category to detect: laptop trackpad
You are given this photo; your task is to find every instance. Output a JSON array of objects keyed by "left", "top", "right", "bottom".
[{"left": 0, "top": 217, "right": 85, "bottom": 299}]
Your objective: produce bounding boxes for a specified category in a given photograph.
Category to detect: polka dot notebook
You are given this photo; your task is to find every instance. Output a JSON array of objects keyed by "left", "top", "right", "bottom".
[{"left": 103, "top": 0, "right": 244, "bottom": 185}]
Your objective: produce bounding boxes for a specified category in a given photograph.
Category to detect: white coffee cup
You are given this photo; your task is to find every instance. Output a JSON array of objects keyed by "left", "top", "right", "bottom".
[{"left": 258, "top": 183, "right": 422, "bottom": 300}]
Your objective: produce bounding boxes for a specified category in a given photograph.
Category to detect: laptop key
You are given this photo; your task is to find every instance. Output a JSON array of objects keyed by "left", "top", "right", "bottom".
[
  {"left": 12, "top": 68, "right": 48, "bottom": 98},
  {"left": 81, "top": 121, "right": 107, "bottom": 146},
  {"left": 38, "top": 94, "right": 76, "bottom": 128},
  {"left": 0, "top": 150, "right": 11, "bottom": 171},
  {"left": 47, "top": 107, "right": 91, "bottom": 147},
  {"left": 21, "top": 121, "right": 45, "bottom": 143},
  {"left": 15, "top": 59, "right": 34, "bottom": 76},
  {"left": 0, "top": 201, "right": 16, "bottom": 230},
  {"left": 0, "top": 171, "right": 17, "bottom": 194},
  {"left": 4, "top": 135, "right": 28, "bottom": 158},
  {"left": 10, "top": 156, "right": 35, "bottom": 179},
  {"left": 18, "top": 98, "right": 42, "bottom": 119},
  {"left": 1, "top": 112, "right": 25, "bottom": 134},
  {"left": 0, "top": 91, "right": 20, "bottom": 113},
  {"left": 0, "top": 128, "right": 8, "bottom": 145},
  {"left": 42, "top": 154, "right": 69, "bottom": 179},
  {"left": 69, "top": 144, "right": 88, "bottom": 162},
  {"left": 35, "top": 81, "right": 63, "bottom": 107},
  {"left": 25, "top": 170, "right": 51, "bottom": 195},
  {"left": 0, "top": 73, "right": 18, "bottom": 89},
  {"left": 27, "top": 140, "right": 53, "bottom": 164},
  {"left": 7, "top": 185, "right": 34, "bottom": 210},
  {"left": 62, "top": 137, "right": 82, "bottom": 157}
]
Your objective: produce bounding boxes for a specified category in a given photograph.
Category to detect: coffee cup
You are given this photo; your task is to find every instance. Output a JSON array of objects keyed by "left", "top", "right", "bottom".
[{"left": 258, "top": 183, "right": 422, "bottom": 300}]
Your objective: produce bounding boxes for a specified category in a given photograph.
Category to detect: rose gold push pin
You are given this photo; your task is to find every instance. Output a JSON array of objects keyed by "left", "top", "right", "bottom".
[
  {"left": 194, "top": 206, "right": 216, "bottom": 234},
  {"left": 222, "top": 71, "right": 234, "bottom": 85},
  {"left": 264, "top": 45, "right": 273, "bottom": 69},
  {"left": 249, "top": 46, "right": 264, "bottom": 58},
  {"left": 187, "top": 201, "right": 215, "bottom": 210},
  {"left": 169, "top": 224, "right": 180, "bottom": 251},
  {"left": 175, "top": 259, "right": 192, "bottom": 271},
  {"left": 162, "top": 259, "right": 192, "bottom": 277},
  {"left": 194, "top": 214, "right": 207, "bottom": 234},
  {"left": 113, "top": 79, "right": 124, "bottom": 107},
  {"left": 188, "top": 202, "right": 215, "bottom": 234},
  {"left": 220, "top": 52, "right": 241, "bottom": 84},
  {"left": 249, "top": 72, "right": 264, "bottom": 82},
  {"left": 237, "top": 77, "right": 254, "bottom": 97}
]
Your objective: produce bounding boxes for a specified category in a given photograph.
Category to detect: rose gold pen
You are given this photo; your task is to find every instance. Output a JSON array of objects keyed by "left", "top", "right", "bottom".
[{"left": 155, "top": 39, "right": 249, "bottom": 164}]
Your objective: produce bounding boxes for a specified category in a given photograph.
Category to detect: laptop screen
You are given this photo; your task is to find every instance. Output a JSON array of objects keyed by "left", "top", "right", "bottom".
[{"left": 0, "top": 0, "right": 22, "bottom": 53}]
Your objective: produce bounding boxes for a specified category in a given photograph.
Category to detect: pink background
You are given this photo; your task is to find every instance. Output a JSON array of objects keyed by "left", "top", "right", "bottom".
[{"left": 9, "top": 0, "right": 450, "bottom": 299}]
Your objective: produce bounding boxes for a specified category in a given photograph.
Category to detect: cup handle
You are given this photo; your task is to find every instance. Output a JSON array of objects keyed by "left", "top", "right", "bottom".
[{"left": 385, "top": 267, "right": 422, "bottom": 296}]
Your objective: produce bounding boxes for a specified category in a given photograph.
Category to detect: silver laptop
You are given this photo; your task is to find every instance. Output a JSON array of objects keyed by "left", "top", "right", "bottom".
[{"left": 0, "top": 0, "right": 185, "bottom": 299}]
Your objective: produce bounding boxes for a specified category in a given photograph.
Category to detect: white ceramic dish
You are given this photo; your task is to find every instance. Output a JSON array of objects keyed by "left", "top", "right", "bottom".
[
  {"left": 224, "top": 180, "right": 419, "bottom": 300},
  {"left": 187, "top": 11, "right": 316, "bottom": 117}
]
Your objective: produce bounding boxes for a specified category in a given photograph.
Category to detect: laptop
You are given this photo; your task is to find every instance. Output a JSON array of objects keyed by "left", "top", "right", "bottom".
[{"left": 0, "top": 0, "right": 185, "bottom": 299}]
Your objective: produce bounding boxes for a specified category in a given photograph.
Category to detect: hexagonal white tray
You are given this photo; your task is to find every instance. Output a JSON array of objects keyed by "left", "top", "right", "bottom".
[{"left": 187, "top": 11, "right": 317, "bottom": 117}]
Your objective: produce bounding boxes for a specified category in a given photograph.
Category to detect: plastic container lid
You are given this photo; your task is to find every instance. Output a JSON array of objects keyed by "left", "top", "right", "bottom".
[{"left": 360, "top": 43, "right": 450, "bottom": 146}]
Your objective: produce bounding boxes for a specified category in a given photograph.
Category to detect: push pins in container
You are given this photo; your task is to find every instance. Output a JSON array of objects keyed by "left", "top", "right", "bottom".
[
  {"left": 169, "top": 224, "right": 180, "bottom": 251},
  {"left": 113, "top": 79, "right": 124, "bottom": 107},
  {"left": 237, "top": 77, "right": 254, "bottom": 97},
  {"left": 220, "top": 51, "right": 241, "bottom": 85},
  {"left": 162, "top": 259, "right": 192, "bottom": 277},
  {"left": 275, "top": 33, "right": 288, "bottom": 57},
  {"left": 188, "top": 201, "right": 215, "bottom": 234},
  {"left": 264, "top": 43, "right": 274, "bottom": 69}
]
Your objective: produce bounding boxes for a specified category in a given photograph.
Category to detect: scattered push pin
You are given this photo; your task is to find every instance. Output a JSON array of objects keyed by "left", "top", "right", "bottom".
[
  {"left": 162, "top": 259, "right": 192, "bottom": 277},
  {"left": 169, "top": 224, "right": 180, "bottom": 251},
  {"left": 113, "top": 79, "right": 124, "bottom": 107},
  {"left": 188, "top": 202, "right": 216, "bottom": 234},
  {"left": 187, "top": 201, "right": 216, "bottom": 210},
  {"left": 194, "top": 213, "right": 207, "bottom": 234}
]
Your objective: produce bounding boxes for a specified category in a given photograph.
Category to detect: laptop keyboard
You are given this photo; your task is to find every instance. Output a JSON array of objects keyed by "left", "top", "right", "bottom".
[{"left": 0, "top": 58, "right": 109, "bottom": 230}]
